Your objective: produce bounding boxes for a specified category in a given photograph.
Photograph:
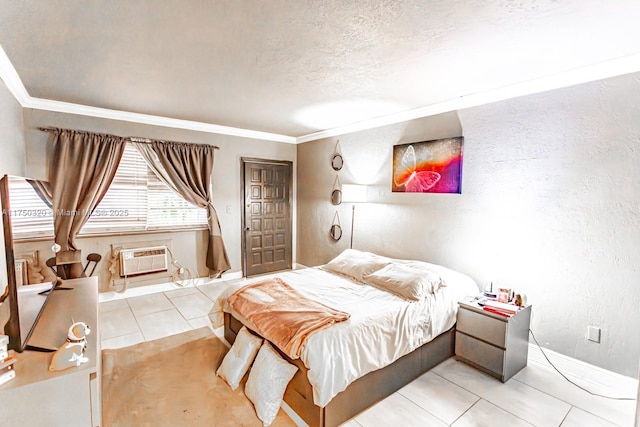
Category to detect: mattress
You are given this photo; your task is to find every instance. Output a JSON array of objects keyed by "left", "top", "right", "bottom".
[{"left": 222, "top": 258, "right": 478, "bottom": 407}]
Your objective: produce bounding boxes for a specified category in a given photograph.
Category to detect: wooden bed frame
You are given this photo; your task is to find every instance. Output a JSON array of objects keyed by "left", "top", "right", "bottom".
[{"left": 224, "top": 312, "right": 455, "bottom": 427}]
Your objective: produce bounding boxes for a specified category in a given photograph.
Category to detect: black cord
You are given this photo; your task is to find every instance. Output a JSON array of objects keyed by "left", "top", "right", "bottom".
[{"left": 528, "top": 329, "right": 635, "bottom": 401}]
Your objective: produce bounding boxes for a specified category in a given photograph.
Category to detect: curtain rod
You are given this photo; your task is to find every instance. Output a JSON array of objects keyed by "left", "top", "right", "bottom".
[
  {"left": 128, "top": 136, "right": 219, "bottom": 150},
  {"left": 37, "top": 127, "right": 219, "bottom": 150}
]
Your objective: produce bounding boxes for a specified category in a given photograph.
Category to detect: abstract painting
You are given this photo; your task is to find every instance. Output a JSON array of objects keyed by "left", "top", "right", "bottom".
[{"left": 392, "top": 137, "right": 463, "bottom": 193}]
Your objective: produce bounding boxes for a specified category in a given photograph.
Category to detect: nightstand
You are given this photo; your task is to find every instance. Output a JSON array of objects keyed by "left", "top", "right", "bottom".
[{"left": 455, "top": 299, "right": 531, "bottom": 382}]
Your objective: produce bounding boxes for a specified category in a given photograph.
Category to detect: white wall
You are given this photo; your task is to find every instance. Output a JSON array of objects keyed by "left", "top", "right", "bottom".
[
  {"left": 0, "top": 82, "right": 25, "bottom": 176},
  {"left": 636, "top": 358, "right": 640, "bottom": 427},
  {"left": 15, "top": 109, "right": 296, "bottom": 292},
  {"left": 297, "top": 72, "right": 640, "bottom": 377},
  {"left": 0, "top": 79, "right": 26, "bottom": 325}
]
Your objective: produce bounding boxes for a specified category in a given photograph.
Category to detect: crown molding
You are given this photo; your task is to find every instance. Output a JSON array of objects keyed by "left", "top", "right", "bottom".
[
  {"left": 0, "top": 43, "right": 30, "bottom": 105},
  {"left": 296, "top": 53, "right": 640, "bottom": 143},
  {"left": 4, "top": 40, "right": 640, "bottom": 145},
  {"left": 22, "top": 97, "right": 297, "bottom": 144},
  {"left": 1, "top": 44, "right": 296, "bottom": 144}
]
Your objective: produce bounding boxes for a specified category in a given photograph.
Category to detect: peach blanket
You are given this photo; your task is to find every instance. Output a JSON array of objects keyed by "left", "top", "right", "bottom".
[{"left": 227, "top": 277, "right": 350, "bottom": 359}]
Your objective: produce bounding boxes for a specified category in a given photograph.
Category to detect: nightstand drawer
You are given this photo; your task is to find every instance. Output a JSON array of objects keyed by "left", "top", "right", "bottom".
[
  {"left": 457, "top": 307, "right": 507, "bottom": 348},
  {"left": 455, "top": 332, "right": 504, "bottom": 376}
]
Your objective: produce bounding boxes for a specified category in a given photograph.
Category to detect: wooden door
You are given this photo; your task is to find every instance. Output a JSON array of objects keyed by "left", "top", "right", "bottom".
[{"left": 242, "top": 158, "right": 292, "bottom": 277}]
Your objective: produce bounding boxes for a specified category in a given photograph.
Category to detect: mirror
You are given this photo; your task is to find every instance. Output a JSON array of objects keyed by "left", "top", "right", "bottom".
[
  {"left": 331, "top": 189, "right": 342, "bottom": 205},
  {"left": 331, "top": 154, "right": 343, "bottom": 171},
  {"left": 330, "top": 224, "right": 342, "bottom": 241},
  {"left": 331, "top": 175, "right": 342, "bottom": 205},
  {"left": 330, "top": 211, "right": 342, "bottom": 241},
  {"left": 0, "top": 175, "right": 55, "bottom": 352}
]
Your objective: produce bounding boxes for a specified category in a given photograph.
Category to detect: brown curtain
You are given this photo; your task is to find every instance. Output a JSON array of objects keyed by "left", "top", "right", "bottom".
[
  {"left": 47, "top": 129, "right": 125, "bottom": 251},
  {"left": 133, "top": 141, "right": 230, "bottom": 277},
  {"left": 27, "top": 179, "right": 53, "bottom": 208}
]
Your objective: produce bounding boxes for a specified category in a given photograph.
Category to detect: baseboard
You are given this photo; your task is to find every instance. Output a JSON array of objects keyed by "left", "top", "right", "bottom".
[
  {"left": 218, "top": 270, "right": 244, "bottom": 281},
  {"left": 528, "top": 343, "right": 638, "bottom": 393},
  {"left": 98, "top": 270, "right": 243, "bottom": 302},
  {"left": 282, "top": 401, "right": 309, "bottom": 427},
  {"left": 98, "top": 267, "right": 315, "bottom": 302}
]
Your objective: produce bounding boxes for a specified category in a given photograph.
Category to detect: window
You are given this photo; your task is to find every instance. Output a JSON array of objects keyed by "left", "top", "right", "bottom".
[
  {"left": 80, "top": 143, "right": 148, "bottom": 233},
  {"left": 83, "top": 143, "right": 208, "bottom": 233},
  {"left": 146, "top": 170, "right": 208, "bottom": 228},
  {"left": 5, "top": 176, "right": 54, "bottom": 239},
  {"left": 10, "top": 144, "right": 208, "bottom": 239}
]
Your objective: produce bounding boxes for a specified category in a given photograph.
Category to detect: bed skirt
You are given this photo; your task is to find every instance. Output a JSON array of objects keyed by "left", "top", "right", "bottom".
[{"left": 224, "top": 312, "right": 455, "bottom": 427}]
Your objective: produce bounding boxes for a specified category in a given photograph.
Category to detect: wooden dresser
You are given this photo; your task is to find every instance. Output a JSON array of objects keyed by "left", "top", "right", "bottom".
[{"left": 0, "top": 277, "right": 101, "bottom": 426}]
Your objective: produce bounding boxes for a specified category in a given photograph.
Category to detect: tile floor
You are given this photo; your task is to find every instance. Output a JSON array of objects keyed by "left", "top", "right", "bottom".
[
  {"left": 99, "top": 279, "right": 234, "bottom": 349},
  {"left": 99, "top": 280, "right": 638, "bottom": 427}
]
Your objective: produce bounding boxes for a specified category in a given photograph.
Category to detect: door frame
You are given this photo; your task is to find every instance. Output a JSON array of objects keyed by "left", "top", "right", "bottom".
[{"left": 240, "top": 157, "right": 293, "bottom": 277}]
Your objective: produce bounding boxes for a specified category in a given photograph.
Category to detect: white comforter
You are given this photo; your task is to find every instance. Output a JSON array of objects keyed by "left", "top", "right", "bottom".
[{"left": 222, "top": 265, "right": 478, "bottom": 407}]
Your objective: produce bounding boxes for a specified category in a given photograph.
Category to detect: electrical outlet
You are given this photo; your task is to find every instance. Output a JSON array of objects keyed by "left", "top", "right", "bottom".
[{"left": 587, "top": 326, "right": 601, "bottom": 343}]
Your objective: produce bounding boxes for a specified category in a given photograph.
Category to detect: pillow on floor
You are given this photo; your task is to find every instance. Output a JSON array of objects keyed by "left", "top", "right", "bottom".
[
  {"left": 216, "top": 326, "right": 263, "bottom": 390},
  {"left": 245, "top": 342, "right": 298, "bottom": 426}
]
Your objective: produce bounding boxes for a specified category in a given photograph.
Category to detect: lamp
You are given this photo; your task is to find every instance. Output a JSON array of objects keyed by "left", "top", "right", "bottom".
[{"left": 342, "top": 184, "right": 368, "bottom": 249}]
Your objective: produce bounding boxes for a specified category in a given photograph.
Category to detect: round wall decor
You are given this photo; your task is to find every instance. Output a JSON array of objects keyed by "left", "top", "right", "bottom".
[
  {"left": 331, "top": 153, "right": 343, "bottom": 171},
  {"left": 331, "top": 188, "right": 342, "bottom": 205},
  {"left": 331, "top": 139, "right": 344, "bottom": 171},
  {"left": 330, "top": 211, "right": 342, "bottom": 241},
  {"left": 331, "top": 175, "right": 342, "bottom": 205},
  {"left": 330, "top": 224, "right": 342, "bottom": 241}
]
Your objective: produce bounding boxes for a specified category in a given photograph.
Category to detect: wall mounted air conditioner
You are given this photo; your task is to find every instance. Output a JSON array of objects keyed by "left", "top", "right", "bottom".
[{"left": 119, "top": 246, "right": 168, "bottom": 277}]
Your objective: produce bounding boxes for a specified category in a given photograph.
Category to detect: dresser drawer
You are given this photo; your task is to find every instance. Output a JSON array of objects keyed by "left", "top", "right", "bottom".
[
  {"left": 457, "top": 307, "right": 507, "bottom": 348},
  {"left": 455, "top": 332, "right": 505, "bottom": 377}
]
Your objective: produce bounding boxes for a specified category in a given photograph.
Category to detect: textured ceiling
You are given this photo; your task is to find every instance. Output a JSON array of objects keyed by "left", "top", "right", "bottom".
[{"left": 1, "top": 0, "right": 640, "bottom": 138}]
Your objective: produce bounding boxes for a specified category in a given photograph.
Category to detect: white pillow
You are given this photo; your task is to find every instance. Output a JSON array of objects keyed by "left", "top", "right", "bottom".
[
  {"left": 245, "top": 342, "right": 298, "bottom": 426},
  {"left": 363, "top": 263, "right": 443, "bottom": 300},
  {"left": 216, "top": 326, "right": 263, "bottom": 390},
  {"left": 323, "top": 249, "right": 389, "bottom": 282}
]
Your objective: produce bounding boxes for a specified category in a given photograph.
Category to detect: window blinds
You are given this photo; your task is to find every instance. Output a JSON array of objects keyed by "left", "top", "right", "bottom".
[{"left": 12, "top": 143, "right": 207, "bottom": 239}]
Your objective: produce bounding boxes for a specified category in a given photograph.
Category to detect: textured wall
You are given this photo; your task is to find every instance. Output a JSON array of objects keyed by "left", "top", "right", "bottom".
[
  {"left": 297, "top": 110, "right": 463, "bottom": 264},
  {"left": 0, "top": 81, "right": 25, "bottom": 176},
  {"left": 19, "top": 109, "right": 297, "bottom": 291},
  {"left": 0, "top": 79, "right": 26, "bottom": 325},
  {"left": 297, "top": 73, "right": 640, "bottom": 377}
]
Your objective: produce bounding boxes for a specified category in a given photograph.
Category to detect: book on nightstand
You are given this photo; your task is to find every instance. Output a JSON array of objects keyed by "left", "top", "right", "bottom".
[{"left": 482, "top": 299, "right": 520, "bottom": 317}]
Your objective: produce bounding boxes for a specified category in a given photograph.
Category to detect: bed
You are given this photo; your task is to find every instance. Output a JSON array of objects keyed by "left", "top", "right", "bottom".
[{"left": 221, "top": 249, "right": 479, "bottom": 427}]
